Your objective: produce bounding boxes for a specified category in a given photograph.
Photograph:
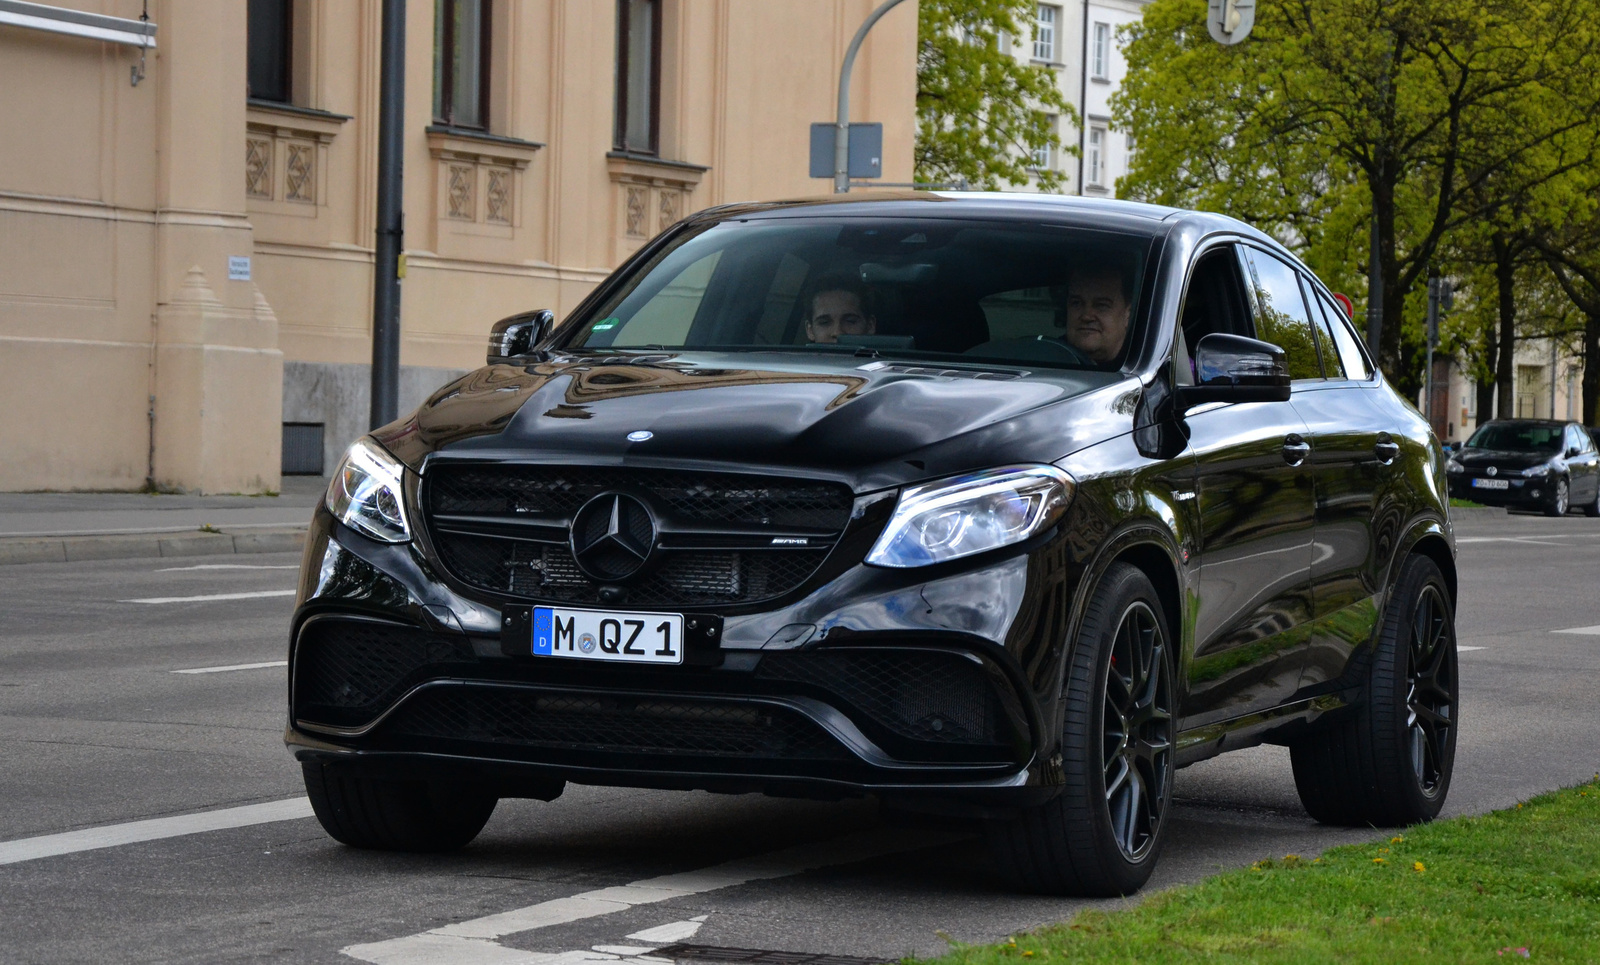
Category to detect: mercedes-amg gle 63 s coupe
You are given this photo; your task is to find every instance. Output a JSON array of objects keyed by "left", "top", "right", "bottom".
[{"left": 288, "top": 194, "right": 1458, "bottom": 896}]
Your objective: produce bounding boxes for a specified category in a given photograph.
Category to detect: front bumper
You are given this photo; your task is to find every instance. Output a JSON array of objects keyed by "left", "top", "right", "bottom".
[
  {"left": 285, "top": 504, "right": 1073, "bottom": 807},
  {"left": 1449, "top": 472, "right": 1555, "bottom": 508}
]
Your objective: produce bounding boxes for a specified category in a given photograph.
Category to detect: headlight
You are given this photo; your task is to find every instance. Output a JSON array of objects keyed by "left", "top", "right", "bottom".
[
  {"left": 325, "top": 437, "right": 411, "bottom": 542},
  {"left": 1521, "top": 462, "right": 1554, "bottom": 478},
  {"left": 865, "top": 465, "right": 1075, "bottom": 568},
  {"left": 1445, "top": 457, "right": 1463, "bottom": 474}
]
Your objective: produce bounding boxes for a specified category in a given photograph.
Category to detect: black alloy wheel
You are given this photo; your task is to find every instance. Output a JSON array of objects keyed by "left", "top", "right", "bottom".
[
  {"left": 1546, "top": 477, "right": 1570, "bottom": 517},
  {"left": 1290, "top": 554, "right": 1458, "bottom": 826},
  {"left": 988, "top": 562, "right": 1175, "bottom": 895},
  {"left": 1407, "top": 583, "right": 1455, "bottom": 797},
  {"left": 1103, "top": 600, "right": 1173, "bottom": 861}
]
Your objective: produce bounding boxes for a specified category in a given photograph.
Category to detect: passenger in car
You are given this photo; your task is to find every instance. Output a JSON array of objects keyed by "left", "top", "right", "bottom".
[
  {"left": 803, "top": 272, "right": 879, "bottom": 344},
  {"left": 1059, "top": 258, "right": 1133, "bottom": 366}
]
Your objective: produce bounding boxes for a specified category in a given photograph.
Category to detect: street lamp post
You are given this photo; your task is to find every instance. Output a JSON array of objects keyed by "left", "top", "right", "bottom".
[
  {"left": 370, "top": 0, "right": 405, "bottom": 430},
  {"left": 834, "top": 0, "right": 909, "bottom": 194}
]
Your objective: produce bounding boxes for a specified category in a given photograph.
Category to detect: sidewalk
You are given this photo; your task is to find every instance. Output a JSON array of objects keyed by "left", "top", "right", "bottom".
[{"left": 0, "top": 477, "right": 325, "bottom": 565}]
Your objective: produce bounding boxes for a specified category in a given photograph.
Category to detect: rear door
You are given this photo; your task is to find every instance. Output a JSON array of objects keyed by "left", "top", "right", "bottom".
[{"left": 1178, "top": 244, "right": 1318, "bottom": 727}]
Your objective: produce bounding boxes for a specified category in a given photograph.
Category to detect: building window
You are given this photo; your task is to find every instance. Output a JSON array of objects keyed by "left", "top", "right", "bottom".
[
  {"left": 1034, "top": 5, "right": 1058, "bottom": 62},
  {"left": 1091, "top": 22, "right": 1110, "bottom": 80},
  {"left": 1032, "top": 113, "right": 1058, "bottom": 170},
  {"left": 1088, "top": 127, "right": 1105, "bottom": 186},
  {"left": 247, "top": 0, "right": 293, "bottom": 103},
  {"left": 615, "top": 0, "right": 662, "bottom": 155},
  {"left": 434, "top": 0, "right": 491, "bottom": 129}
]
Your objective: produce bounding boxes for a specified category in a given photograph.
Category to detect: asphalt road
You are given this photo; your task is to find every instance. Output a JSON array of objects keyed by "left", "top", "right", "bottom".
[{"left": 2, "top": 508, "right": 1599, "bottom": 964}]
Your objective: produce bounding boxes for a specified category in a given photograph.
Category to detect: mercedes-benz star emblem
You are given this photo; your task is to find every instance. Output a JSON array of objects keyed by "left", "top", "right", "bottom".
[{"left": 570, "top": 492, "right": 656, "bottom": 582}]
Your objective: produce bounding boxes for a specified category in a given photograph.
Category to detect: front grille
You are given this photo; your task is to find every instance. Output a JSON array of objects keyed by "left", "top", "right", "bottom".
[
  {"left": 383, "top": 686, "right": 850, "bottom": 760},
  {"left": 293, "top": 619, "right": 477, "bottom": 729},
  {"left": 756, "top": 649, "right": 1003, "bottom": 746},
  {"left": 424, "top": 465, "right": 853, "bottom": 606}
]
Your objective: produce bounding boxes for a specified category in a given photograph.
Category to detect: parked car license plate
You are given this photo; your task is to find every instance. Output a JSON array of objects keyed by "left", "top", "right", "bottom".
[
  {"left": 532, "top": 606, "right": 684, "bottom": 665},
  {"left": 1471, "top": 478, "right": 1510, "bottom": 490}
]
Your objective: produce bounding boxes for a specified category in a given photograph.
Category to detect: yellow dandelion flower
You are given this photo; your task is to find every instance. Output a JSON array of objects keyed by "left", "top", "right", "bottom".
[
  {"left": 1023, "top": 952, "right": 1035, "bottom": 958},
  {"left": 1373, "top": 857, "right": 1386, "bottom": 864},
  {"left": 1413, "top": 861, "right": 1426, "bottom": 872},
  {"left": 1390, "top": 835, "right": 1404, "bottom": 844}
]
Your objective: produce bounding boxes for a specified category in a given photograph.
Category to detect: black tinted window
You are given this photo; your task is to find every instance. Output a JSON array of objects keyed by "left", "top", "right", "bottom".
[
  {"left": 1315, "top": 290, "right": 1372, "bottom": 380},
  {"left": 1242, "top": 248, "right": 1323, "bottom": 381},
  {"left": 565, "top": 219, "right": 1154, "bottom": 371},
  {"left": 1467, "top": 422, "right": 1563, "bottom": 452}
]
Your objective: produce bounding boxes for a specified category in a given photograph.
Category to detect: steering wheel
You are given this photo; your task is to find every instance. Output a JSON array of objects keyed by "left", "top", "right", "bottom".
[{"left": 964, "top": 335, "right": 1095, "bottom": 366}]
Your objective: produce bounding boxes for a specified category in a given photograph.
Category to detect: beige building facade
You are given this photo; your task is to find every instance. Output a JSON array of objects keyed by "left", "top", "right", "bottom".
[{"left": 0, "top": 0, "right": 916, "bottom": 493}]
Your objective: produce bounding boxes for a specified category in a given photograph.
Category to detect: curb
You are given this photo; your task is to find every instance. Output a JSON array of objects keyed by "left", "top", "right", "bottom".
[{"left": 0, "top": 527, "right": 307, "bottom": 566}]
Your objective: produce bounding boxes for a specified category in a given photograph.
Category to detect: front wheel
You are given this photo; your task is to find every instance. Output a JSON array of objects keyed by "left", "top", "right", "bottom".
[
  {"left": 303, "top": 762, "right": 497, "bottom": 852},
  {"left": 1546, "top": 477, "right": 1570, "bottom": 516},
  {"left": 987, "top": 563, "right": 1175, "bottom": 896},
  {"left": 1290, "top": 554, "right": 1458, "bottom": 826}
]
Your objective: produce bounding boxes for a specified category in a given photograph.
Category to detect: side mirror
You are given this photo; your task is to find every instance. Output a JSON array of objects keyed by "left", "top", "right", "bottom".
[
  {"left": 1177, "top": 333, "right": 1292, "bottom": 410},
  {"left": 487, "top": 309, "right": 554, "bottom": 365}
]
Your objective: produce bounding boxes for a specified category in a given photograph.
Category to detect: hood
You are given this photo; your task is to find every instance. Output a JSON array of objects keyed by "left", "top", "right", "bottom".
[
  {"left": 374, "top": 351, "right": 1140, "bottom": 491},
  {"left": 1456, "top": 448, "right": 1556, "bottom": 471}
]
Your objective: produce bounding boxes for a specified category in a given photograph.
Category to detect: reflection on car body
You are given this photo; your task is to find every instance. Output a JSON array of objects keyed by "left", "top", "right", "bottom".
[{"left": 288, "top": 193, "right": 1459, "bottom": 896}]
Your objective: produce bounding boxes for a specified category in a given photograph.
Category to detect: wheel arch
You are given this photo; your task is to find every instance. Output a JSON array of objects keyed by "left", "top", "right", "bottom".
[{"left": 1404, "top": 528, "right": 1457, "bottom": 609}]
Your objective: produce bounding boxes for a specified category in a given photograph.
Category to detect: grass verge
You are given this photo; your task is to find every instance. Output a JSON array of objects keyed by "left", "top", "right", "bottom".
[
  {"left": 922, "top": 777, "right": 1600, "bottom": 963},
  {"left": 1449, "top": 497, "right": 1487, "bottom": 508}
]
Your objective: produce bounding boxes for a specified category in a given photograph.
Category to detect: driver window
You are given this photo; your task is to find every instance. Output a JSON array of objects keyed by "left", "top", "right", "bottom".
[{"left": 1176, "top": 245, "right": 1254, "bottom": 379}]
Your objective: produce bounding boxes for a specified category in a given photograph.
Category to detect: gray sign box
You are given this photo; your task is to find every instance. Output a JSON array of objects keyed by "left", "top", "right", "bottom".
[{"left": 809, "top": 123, "right": 883, "bottom": 179}]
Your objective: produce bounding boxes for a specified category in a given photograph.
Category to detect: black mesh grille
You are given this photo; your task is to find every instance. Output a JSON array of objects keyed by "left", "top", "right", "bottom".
[
  {"left": 428, "top": 466, "right": 853, "bottom": 530},
  {"left": 423, "top": 465, "right": 852, "bottom": 606},
  {"left": 756, "top": 649, "right": 1001, "bottom": 745},
  {"left": 384, "top": 687, "right": 850, "bottom": 760},
  {"left": 293, "top": 620, "right": 476, "bottom": 728}
]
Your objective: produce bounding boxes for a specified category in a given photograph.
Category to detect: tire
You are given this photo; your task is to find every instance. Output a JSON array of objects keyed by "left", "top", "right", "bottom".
[
  {"left": 1583, "top": 482, "right": 1600, "bottom": 518},
  {"left": 987, "top": 563, "right": 1175, "bottom": 896},
  {"left": 1546, "top": 477, "right": 1570, "bottom": 516},
  {"left": 302, "top": 761, "right": 497, "bottom": 852},
  {"left": 1290, "top": 554, "right": 1458, "bottom": 827}
]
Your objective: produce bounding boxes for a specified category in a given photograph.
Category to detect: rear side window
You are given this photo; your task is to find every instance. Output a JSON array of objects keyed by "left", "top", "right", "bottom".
[
  {"left": 1314, "top": 289, "right": 1373, "bottom": 380},
  {"left": 1301, "top": 277, "right": 1345, "bottom": 379},
  {"left": 1241, "top": 247, "right": 1323, "bottom": 381}
]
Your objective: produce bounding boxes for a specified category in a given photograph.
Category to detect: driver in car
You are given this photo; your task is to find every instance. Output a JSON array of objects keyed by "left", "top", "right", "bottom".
[
  {"left": 804, "top": 273, "right": 878, "bottom": 344},
  {"left": 1058, "top": 258, "right": 1133, "bottom": 366}
]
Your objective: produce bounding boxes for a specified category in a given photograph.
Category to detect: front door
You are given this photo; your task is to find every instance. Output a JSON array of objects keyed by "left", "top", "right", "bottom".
[{"left": 1176, "top": 244, "right": 1319, "bottom": 727}]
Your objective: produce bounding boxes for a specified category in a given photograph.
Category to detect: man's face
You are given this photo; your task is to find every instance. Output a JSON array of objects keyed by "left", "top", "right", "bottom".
[
  {"left": 806, "top": 290, "right": 876, "bottom": 344},
  {"left": 1063, "top": 271, "right": 1131, "bottom": 363}
]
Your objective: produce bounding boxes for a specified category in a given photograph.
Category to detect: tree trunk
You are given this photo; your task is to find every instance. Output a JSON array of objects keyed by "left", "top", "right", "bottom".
[
  {"left": 1494, "top": 235, "right": 1517, "bottom": 421},
  {"left": 1584, "top": 310, "right": 1600, "bottom": 425}
]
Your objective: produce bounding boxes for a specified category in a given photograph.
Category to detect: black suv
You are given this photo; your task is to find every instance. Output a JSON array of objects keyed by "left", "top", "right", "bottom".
[
  {"left": 1447, "top": 419, "right": 1600, "bottom": 516},
  {"left": 288, "top": 194, "right": 1458, "bottom": 896}
]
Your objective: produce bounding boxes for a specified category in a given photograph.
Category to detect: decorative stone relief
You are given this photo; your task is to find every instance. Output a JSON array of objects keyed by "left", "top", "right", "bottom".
[
  {"left": 485, "top": 167, "right": 512, "bottom": 224},
  {"left": 448, "top": 165, "right": 475, "bottom": 220},
  {"left": 625, "top": 186, "right": 648, "bottom": 238},
  {"left": 285, "top": 142, "right": 315, "bottom": 203},
  {"left": 245, "top": 138, "right": 272, "bottom": 199},
  {"left": 658, "top": 190, "right": 681, "bottom": 233}
]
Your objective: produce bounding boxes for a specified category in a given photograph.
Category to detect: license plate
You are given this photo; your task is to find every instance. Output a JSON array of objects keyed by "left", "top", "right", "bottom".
[
  {"left": 1471, "top": 478, "right": 1510, "bottom": 490},
  {"left": 532, "top": 606, "right": 684, "bottom": 665}
]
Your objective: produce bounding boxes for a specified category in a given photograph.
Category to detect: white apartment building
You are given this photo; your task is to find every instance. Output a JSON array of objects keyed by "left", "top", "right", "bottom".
[{"left": 1009, "top": 0, "right": 1148, "bottom": 195}]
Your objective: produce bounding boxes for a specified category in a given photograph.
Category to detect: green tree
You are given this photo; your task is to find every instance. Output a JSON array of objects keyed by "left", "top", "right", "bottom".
[
  {"left": 916, "top": 0, "right": 1078, "bottom": 191},
  {"left": 1111, "top": 0, "right": 1600, "bottom": 394}
]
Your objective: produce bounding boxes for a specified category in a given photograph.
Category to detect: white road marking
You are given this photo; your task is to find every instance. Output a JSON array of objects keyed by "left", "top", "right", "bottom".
[
  {"left": 0, "top": 797, "right": 312, "bottom": 866},
  {"left": 121, "top": 589, "right": 295, "bottom": 604},
  {"left": 1455, "top": 537, "right": 1568, "bottom": 546},
  {"left": 342, "top": 829, "right": 958, "bottom": 964},
  {"left": 155, "top": 563, "right": 299, "bottom": 572},
  {"left": 1457, "top": 646, "right": 1486, "bottom": 652},
  {"left": 625, "top": 917, "right": 707, "bottom": 944},
  {"left": 1553, "top": 625, "right": 1600, "bottom": 635},
  {"left": 171, "top": 660, "right": 288, "bottom": 675}
]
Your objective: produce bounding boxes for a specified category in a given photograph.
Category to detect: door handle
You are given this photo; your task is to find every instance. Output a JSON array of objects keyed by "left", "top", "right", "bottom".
[
  {"left": 1282, "top": 433, "right": 1311, "bottom": 467},
  {"left": 1375, "top": 433, "right": 1400, "bottom": 466}
]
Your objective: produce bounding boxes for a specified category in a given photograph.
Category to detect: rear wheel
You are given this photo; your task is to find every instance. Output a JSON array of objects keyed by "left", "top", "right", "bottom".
[
  {"left": 1290, "top": 554, "right": 1457, "bottom": 826},
  {"left": 1583, "top": 481, "right": 1600, "bottom": 517},
  {"left": 1546, "top": 477, "right": 1570, "bottom": 516},
  {"left": 302, "top": 761, "right": 497, "bottom": 852},
  {"left": 988, "top": 563, "right": 1174, "bottom": 896}
]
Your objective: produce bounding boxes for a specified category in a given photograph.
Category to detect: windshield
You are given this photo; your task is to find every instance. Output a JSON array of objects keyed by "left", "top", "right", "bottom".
[
  {"left": 1466, "top": 422, "right": 1563, "bottom": 452},
  {"left": 561, "top": 218, "right": 1155, "bottom": 371}
]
